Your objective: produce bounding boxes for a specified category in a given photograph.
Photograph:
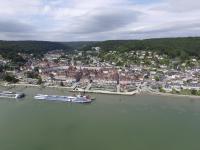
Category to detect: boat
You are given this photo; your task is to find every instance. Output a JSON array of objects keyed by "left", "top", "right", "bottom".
[
  {"left": 34, "top": 94, "right": 93, "bottom": 103},
  {"left": 0, "top": 91, "right": 25, "bottom": 99}
]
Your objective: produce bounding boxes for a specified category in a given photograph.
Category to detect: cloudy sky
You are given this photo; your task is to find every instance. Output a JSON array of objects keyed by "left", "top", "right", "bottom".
[{"left": 0, "top": 0, "right": 199, "bottom": 41}]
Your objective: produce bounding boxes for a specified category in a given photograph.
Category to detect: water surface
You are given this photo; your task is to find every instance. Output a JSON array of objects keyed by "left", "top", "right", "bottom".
[{"left": 0, "top": 86, "right": 200, "bottom": 150}]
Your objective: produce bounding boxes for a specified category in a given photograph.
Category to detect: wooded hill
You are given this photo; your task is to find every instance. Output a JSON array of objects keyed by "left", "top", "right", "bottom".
[
  {"left": 1, "top": 37, "right": 200, "bottom": 61},
  {"left": 80, "top": 37, "right": 200, "bottom": 58}
]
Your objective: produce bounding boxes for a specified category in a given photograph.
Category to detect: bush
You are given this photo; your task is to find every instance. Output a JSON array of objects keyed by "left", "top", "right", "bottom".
[
  {"left": 172, "top": 88, "right": 180, "bottom": 94},
  {"left": 191, "top": 89, "right": 197, "bottom": 95},
  {"left": 60, "top": 81, "right": 64, "bottom": 86},
  {"left": 159, "top": 87, "right": 166, "bottom": 93},
  {"left": 25, "top": 71, "right": 39, "bottom": 79},
  {"left": 37, "top": 77, "right": 43, "bottom": 85},
  {"left": 2, "top": 74, "right": 19, "bottom": 83},
  {"left": 155, "top": 76, "right": 160, "bottom": 81}
]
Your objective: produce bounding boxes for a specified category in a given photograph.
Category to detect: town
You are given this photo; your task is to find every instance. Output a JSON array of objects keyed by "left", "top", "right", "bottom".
[{"left": 0, "top": 47, "right": 200, "bottom": 96}]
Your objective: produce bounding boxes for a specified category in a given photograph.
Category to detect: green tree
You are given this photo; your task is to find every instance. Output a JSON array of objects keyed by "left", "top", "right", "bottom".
[
  {"left": 37, "top": 77, "right": 43, "bottom": 85},
  {"left": 191, "top": 89, "right": 197, "bottom": 95},
  {"left": 155, "top": 76, "right": 160, "bottom": 81},
  {"left": 2, "top": 74, "right": 19, "bottom": 83},
  {"left": 0, "top": 65, "right": 3, "bottom": 73},
  {"left": 25, "top": 71, "right": 39, "bottom": 79},
  {"left": 60, "top": 81, "right": 64, "bottom": 86},
  {"left": 159, "top": 87, "right": 166, "bottom": 93}
]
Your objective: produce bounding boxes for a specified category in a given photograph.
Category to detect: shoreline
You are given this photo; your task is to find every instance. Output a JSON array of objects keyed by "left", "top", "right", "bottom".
[
  {"left": 144, "top": 91, "right": 200, "bottom": 99},
  {"left": 1, "top": 83, "right": 200, "bottom": 99},
  {"left": 70, "top": 88, "right": 138, "bottom": 96},
  {"left": 0, "top": 83, "right": 73, "bottom": 89}
]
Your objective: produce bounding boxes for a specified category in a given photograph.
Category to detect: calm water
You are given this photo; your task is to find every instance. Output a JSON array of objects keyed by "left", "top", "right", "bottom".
[{"left": 0, "top": 86, "right": 200, "bottom": 150}]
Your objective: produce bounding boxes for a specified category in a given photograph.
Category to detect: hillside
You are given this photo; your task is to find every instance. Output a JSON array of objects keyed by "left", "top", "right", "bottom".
[
  {"left": 81, "top": 37, "right": 200, "bottom": 58},
  {"left": 62, "top": 41, "right": 98, "bottom": 50},
  {"left": 0, "top": 40, "right": 71, "bottom": 54},
  {"left": 1, "top": 37, "right": 200, "bottom": 61}
]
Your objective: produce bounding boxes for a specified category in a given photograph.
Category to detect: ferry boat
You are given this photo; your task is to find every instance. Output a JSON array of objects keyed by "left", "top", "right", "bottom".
[
  {"left": 34, "top": 94, "right": 93, "bottom": 103},
  {"left": 0, "top": 91, "right": 25, "bottom": 99}
]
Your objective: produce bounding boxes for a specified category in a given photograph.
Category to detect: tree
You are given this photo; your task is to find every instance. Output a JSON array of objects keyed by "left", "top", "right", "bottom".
[
  {"left": 2, "top": 73, "right": 19, "bottom": 83},
  {"left": 180, "top": 51, "right": 189, "bottom": 61},
  {"left": 37, "top": 77, "right": 43, "bottom": 85},
  {"left": 53, "top": 59, "right": 59, "bottom": 63},
  {"left": 191, "top": 89, "right": 197, "bottom": 95},
  {"left": 25, "top": 71, "right": 39, "bottom": 79},
  {"left": 159, "top": 87, "right": 166, "bottom": 93},
  {"left": 0, "top": 65, "right": 3, "bottom": 73},
  {"left": 60, "top": 81, "right": 64, "bottom": 86},
  {"left": 34, "top": 67, "right": 39, "bottom": 73},
  {"left": 155, "top": 76, "right": 160, "bottom": 81},
  {"left": 144, "top": 59, "right": 151, "bottom": 65},
  {"left": 116, "top": 61, "right": 124, "bottom": 66},
  {"left": 172, "top": 88, "right": 180, "bottom": 94},
  {"left": 49, "top": 73, "right": 55, "bottom": 80}
]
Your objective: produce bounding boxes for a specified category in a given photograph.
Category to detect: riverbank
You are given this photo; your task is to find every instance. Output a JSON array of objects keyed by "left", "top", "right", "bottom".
[
  {"left": 1, "top": 83, "right": 200, "bottom": 99},
  {"left": 0, "top": 83, "right": 73, "bottom": 89},
  {"left": 0, "top": 83, "right": 138, "bottom": 96},
  {"left": 70, "top": 88, "right": 138, "bottom": 96},
  {"left": 145, "top": 91, "right": 200, "bottom": 99}
]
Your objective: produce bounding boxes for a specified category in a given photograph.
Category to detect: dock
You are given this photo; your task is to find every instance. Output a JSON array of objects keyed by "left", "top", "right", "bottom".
[{"left": 70, "top": 88, "right": 138, "bottom": 96}]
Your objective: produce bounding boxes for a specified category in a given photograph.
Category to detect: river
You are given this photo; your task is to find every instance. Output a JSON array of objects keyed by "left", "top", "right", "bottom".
[{"left": 0, "top": 86, "right": 200, "bottom": 150}]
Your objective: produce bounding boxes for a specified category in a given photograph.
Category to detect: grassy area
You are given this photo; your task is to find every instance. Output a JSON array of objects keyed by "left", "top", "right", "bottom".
[{"left": 170, "top": 88, "right": 200, "bottom": 96}]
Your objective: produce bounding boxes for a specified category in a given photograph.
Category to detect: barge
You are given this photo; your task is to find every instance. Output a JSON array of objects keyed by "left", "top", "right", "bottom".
[
  {"left": 0, "top": 91, "right": 25, "bottom": 99},
  {"left": 34, "top": 94, "right": 93, "bottom": 103}
]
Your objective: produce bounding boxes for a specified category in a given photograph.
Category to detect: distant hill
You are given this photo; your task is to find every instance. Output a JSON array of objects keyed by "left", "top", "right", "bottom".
[
  {"left": 62, "top": 41, "right": 98, "bottom": 50},
  {"left": 0, "top": 41, "right": 97, "bottom": 59},
  {"left": 1, "top": 37, "right": 200, "bottom": 60},
  {"left": 80, "top": 37, "right": 200, "bottom": 58},
  {"left": 0, "top": 40, "right": 71, "bottom": 55}
]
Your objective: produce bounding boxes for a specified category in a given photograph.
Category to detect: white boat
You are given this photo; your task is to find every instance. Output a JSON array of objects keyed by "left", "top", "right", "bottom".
[
  {"left": 34, "top": 94, "right": 93, "bottom": 103},
  {"left": 0, "top": 91, "right": 25, "bottom": 99}
]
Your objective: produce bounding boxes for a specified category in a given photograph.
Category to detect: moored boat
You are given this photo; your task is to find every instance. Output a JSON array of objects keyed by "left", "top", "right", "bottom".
[
  {"left": 34, "top": 94, "right": 93, "bottom": 103},
  {"left": 0, "top": 91, "right": 25, "bottom": 99}
]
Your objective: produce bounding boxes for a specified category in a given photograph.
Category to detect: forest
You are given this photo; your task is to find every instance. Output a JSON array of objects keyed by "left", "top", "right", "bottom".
[
  {"left": 81, "top": 37, "right": 200, "bottom": 58},
  {"left": 1, "top": 37, "right": 200, "bottom": 63}
]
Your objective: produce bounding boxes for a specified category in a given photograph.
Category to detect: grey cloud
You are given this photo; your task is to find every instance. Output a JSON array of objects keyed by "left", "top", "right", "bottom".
[
  {"left": 130, "top": 21, "right": 200, "bottom": 35},
  {"left": 1, "top": 0, "right": 200, "bottom": 41},
  {"left": 64, "top": 8, "right": 141, "bottom": 34},
  {"left": 0, "top": 32, "right": 38, "bottom": 41},
  {"left": 0, "top": 19, "right": 38, "bottom": 40},
  {"left": 0, "top": 20, "right": 34, "bottom": 33},
  {"left": 130, "top": 30, "right": 200, "bottom": 40},
  {"left": 165, "top": 0, "right": 200, "bottom": 12}
]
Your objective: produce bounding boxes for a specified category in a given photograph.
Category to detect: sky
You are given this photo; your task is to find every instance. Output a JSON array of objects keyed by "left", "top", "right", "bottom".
[{"left": 0, "top": 0, "right": 199, "bottom": 41}]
